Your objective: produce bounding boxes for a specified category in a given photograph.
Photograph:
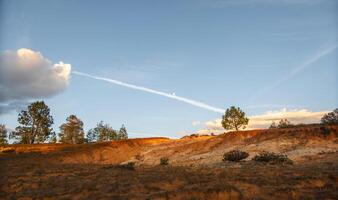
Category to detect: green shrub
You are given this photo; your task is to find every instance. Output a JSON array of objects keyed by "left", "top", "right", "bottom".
[
  {"left": 252, "top": 151, "right": 293, "bottom": 165},
  {"left": 222, "top": 150, "right": 249, "bottom": 162},
  {"left": 119, "top": 162, "right": 135, "bottom": 170},
  {"left": 160, "top": 157, "right": 169, "bottom": 165}
]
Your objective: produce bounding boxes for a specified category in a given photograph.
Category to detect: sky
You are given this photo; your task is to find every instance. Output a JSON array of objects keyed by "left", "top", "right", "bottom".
[{"left": 0, "top": 0, "right": 337, "bottom": 139}]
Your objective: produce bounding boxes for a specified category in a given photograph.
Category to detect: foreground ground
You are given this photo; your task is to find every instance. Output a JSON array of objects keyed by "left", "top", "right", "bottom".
[{"left": 1, "top": 125, "right": 338, "bottom": 199}]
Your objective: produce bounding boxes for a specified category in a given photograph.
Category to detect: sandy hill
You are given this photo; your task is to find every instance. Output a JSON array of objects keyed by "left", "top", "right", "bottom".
[
  {"left": 1, "top": 124, "right": 338, "bottom": 200},
  {"left": 2, "top": 124, "right": 337, "bottom": 166}
]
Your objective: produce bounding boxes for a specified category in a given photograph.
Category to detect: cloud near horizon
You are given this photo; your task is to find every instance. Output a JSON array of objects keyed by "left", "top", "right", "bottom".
[
  {"left": 0, "top": 48, "right": 71, "bottom": 113},
  {"left": 193, "top": 108, "right": 329, "bottom": 135}
]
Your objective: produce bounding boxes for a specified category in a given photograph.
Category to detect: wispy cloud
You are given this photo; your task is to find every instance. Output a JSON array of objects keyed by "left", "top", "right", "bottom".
[
  {"left": 194, "top": 108, "right": 329, "bottom": 134},
  {"left": 250, "top": 45, "right": 337, "bottom": 101},
  {"left": 73, "top": 71, "right": 225, "bottom": 113},
  {"left": 0, "top": 101, "right": 28, "bottom": 115}
]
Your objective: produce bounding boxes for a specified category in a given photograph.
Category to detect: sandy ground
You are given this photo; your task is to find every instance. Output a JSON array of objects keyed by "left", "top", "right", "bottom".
[{"left": 1, "top": 125, "right": 337, "bottom": 199}]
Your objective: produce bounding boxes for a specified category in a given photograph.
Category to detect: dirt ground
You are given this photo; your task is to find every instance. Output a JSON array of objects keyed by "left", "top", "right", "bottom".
[{"left": 1, "top": 125, "right": 338, "bottom": 200}]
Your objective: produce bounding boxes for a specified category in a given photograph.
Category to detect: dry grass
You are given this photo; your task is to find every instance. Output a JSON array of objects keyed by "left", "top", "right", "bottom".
[{"left": 0, "top": 124, "right": 337, "bottom": 199}]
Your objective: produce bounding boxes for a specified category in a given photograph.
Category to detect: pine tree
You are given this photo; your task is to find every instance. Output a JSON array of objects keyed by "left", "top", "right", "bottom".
[
  {"left": 222, "top": 106, "right": 249, "bottom": 131},
  {"left": 118, "top": 124, "right": 128, "bottom": 140},
  {"left": 11, "top": 101, "right": 54, "bottom": 144},
  {"left": 0, "top": 124, "right": 8, "bottom": 144},
  {"left": 87, "top": 121, "right": 118, "bottom": 142},
  {"left": 59, "top": 115, "right": 85, "bottom": 144}
]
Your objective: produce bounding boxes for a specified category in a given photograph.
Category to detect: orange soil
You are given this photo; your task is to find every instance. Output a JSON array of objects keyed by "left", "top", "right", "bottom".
[{"left": 1, "top": 125, "right": 337, "bottom": 199}]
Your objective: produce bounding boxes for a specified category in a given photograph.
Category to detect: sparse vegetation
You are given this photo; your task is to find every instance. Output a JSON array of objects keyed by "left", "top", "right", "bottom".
[
  {"left": 59, "top": 115, "right": 85, "bottom": 144},
  {"left": 269, "top": 121, "right": 277, "bottom": 129},
  {"left": 10, "top": 101, "right": 54, "bottom": 144},
  {"left": 277, "top": 119, "right": 293, "bottom": 129},
  {"left": 86, "top": 122, "right": 128, "bottom": 142},
  {"left": 222, "top": 106, "right": 249, "bottom": 131},
  {"left": 252, "top": 151, "right": 293, "bottom": 165},
  {"left": 0, "top": 124, "right": 8, "bottom": 144},
  {"left": 319, "top": 126, "right": 331, "bottom": 136},
  {"left": 119, "top": 162, "right": 135, "bottom": 170},
  {"left": 223, "top": 150, "right": 249, "bottom": 162},
  {"left": 87, "top": 121, "right": 118, "bottom": 142},
  {"left": 321, "top": 108, "right": 338, "bottom": 125},
  {"left": 160, "top": 157, "right": 169, "bottom": 165}
]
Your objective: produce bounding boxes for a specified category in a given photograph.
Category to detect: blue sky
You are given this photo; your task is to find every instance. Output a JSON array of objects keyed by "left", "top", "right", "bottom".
[{"left": 0, "top": 0, "right": 337, "bottom": 138}]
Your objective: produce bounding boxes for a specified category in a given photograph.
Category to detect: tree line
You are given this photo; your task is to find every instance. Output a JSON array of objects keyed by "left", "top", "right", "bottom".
[
  {"left": 0, "top": 102, "right": 337, "bottom": 144},
  {"left": 0, "top": 101, "right": 128, "bottom": 144},
  {"left": 220, "top": 106, "right": 338, "bottom": 131}
]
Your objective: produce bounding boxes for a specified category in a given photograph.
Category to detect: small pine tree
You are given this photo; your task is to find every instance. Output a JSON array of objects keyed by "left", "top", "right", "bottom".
[
  {"left": 222, "top": 106, "right": 249, "bottom": 131},
  {"left": 59, "top": 115, "right": 85, "bottom": 144},
  {"left": 0, "top": 124, "right": 8, "bottom": 144},
  {"left": 86, "top": 129, "right": 98, "bottom": 143},
  {"left": 118, "top": 124, "right": 128, "bottom": 140}
]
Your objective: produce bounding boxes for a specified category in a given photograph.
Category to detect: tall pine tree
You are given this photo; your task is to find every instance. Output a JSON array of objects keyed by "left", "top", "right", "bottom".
[{"left": 11, "top": 101, "right": 54, "bottom": 144}]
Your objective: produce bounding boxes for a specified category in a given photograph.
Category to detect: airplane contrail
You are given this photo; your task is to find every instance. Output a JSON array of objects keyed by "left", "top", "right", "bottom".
[
  {"left": 72, "top": 71, "right": 225, "bottom": 113},
  {"left": 249, "top": 45, "right": 337, "bottom": 101}
]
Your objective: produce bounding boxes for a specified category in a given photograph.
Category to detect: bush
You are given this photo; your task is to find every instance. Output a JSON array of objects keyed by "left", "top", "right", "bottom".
[
  {"left": 319, "top": 126, "right": 330, "bottom": 136},
  {"left": 277, "top": 119, "right": 293, "bottom": 129},
  {"left": 321, "top": 108, "right": 338, "bottom": 125},
  {"left": 119, "top": 162, "right": 135, "bottom": 170},
  {"left": 222, "top": 150, "right": 249, "bottom": 162},
  {"left": 252, "top": 151, "right": 293, "bottom": 165},
  {"left": 160, "top": 157, "right": 169, "bottom": 165}
]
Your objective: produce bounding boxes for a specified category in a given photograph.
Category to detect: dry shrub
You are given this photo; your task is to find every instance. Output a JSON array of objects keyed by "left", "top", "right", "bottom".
[
  {"left": 160, "top": 157, "right": 169, "bottom": 165},
  {"left": 252, "top": 151, "right": 293, "bottom": 165},
  {"left": 119, "top": 162, "right": 135, "bottom": 170},
  {"left": 222, "top": 150, "right": 249, "bottom": 162},
  {"left": 319, "top": 126, "right": 330, "bottom": 136}
]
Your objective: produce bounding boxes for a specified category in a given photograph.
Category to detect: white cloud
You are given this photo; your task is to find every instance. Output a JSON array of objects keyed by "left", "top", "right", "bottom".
[
  {"left": 195, "top": 108, "right": 329, "bottom": 134},
  {"left": 192, "top": 121, "right": 201, "bottom": 126},
  {"left": 0, "top": 48, "right": 71, "bottom": 113}
]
